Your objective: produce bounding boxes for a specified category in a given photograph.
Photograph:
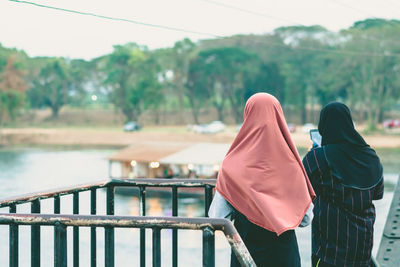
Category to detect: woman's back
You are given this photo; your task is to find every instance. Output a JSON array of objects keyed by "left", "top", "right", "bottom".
[
  {"left": 304, "top": 147, "right": 383, "bottom": 266},
  {"left": 303, "top": 102, "right": 384, "bottom": 267}
]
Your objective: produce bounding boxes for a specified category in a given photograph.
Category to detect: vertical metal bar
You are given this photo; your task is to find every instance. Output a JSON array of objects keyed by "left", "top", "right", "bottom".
[
  {"left": 172, "top": 186, "right": 178, "bottom": 267},
  {"left": 54, "top": 223, "right": 67, "bottom": 267},
  {"left": 90, "top": 188, "right": 97, "bottom": 267},
  {"left": 105, "top": 186, "right": 114, "bottom": 267},
  {"left": 203, "top": 186, "right": 215, "bottom": 267},
  {"left": 54, "top": 196, "right": 60, "bottom": 267},
  {"left": 9, "top": 204, "right": 18, "bottom": 267},
  {"left": 202, "top": 228, "right": 215, "bottom": 267},
  {"left": 31, "top": 199, "right": 41, "bottom": 267},
  {"left": 139, "top": 186, "right": 146, "bottom": 267},
  {"left": 73, "top": 192, "right": 79, "bottom": 267},
  {"left": 152, "top": 228, "right": 161, "bottom": 267},
  {"left": 204, "top": 185, "right": 213, "bottom": 217},
  {"left": 54, "top": 196, "right": 61, "bottom": 214}
]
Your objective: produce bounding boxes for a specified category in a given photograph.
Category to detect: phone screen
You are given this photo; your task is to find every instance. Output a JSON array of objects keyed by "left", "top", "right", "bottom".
[{"left": 310, "top": 129, "right": 322, "bottom": 147}]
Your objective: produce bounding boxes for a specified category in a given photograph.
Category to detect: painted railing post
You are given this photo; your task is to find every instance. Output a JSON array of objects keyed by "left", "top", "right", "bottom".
[
  {"left": 31, "top": 199, "right": 41, "bottom": 267},
  {"left": 73, "top": 192, "right": 79, "bottom": 267},
  {"left": 105, "top": 186, "right": 115, "bottom": 267},
  {"left": 90, "top": 188, "right": 97, "bottom": 267},
  {"left": 9, "top": 204, "right": 18, "bottom": 267}
]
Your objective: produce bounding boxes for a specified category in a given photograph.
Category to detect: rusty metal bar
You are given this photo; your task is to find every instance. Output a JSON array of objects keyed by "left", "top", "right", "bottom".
[
  {"left": 172, "top": 186, "right": 178, "bottom": 267},
  {"left": 9, "top": 204, "right": 18, "bottom": 267},
  {"left": 139, "top": 186, "right": 146, "bottom": 267},
  {"left": 108, "top": 178, "right": 216, "bottom": 188},
  {"left": 90, "top": 188, "right": 97, "bottom": 267},
  {"left": 152, "top": 228, "right": 161, "bottom": 267},
  {"left": 0, "top": 214, "right": 256, "bottom": 266},
  {"left": 0, "top": 179, "right": 216, "bottom": 208},
  {"left": 54, "top": 223, "right": 67, "bottom": 267},
  {"left": 73, "top": 192, "right": 79, "bottom": 267},
  {"left": 31, "top": 199, "right": 41, "bottom": 267},
  {"left": 0, "top": 181, "right": 109, "bottom": 208},
  {"left": 105, "top": 186, "right": 114, "bottom": 267}
]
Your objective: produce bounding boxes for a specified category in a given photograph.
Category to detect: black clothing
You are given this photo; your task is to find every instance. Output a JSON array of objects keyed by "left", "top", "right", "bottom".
[
  {"left": 230, "top": 210, "right": 301, "bottom": 267},
  {"left": 318, "top": 102, "right": 383, "bottom": 189},
  {"left": 312, "top": 255, "right": 336, "bottom": 267},
  {"left": 303, "top": 148, "right": 384, "bottom": 267},
  {"left": 318, "top": 102, "right": 366, "bottom": 146}
]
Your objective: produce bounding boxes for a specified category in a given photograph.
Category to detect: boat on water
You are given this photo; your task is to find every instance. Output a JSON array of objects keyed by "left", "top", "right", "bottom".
[{"left": 108, "top": 142, "right": 230, "bottom": 196}]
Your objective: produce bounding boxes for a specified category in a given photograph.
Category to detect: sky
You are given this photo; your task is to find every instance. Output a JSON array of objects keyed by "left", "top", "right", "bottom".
[{"left": 1, "top": 0, "right": 399, "bottom": 59}]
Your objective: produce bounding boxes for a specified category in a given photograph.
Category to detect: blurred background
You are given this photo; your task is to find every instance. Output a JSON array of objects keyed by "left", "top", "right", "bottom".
[{"left": 0, "top": 0, "right": 400, "bottom": 266}]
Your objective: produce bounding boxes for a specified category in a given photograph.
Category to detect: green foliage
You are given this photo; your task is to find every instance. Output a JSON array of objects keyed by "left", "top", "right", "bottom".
[
  {"left": 187, "top": 47, "right": 258, "bottom": 122},
  {"left": 28, "top": 59, "right": 70, "bottom": 118},
  {"left": 2, "top": 18, "right": 400, "bottom": 127},
  {"left": 104, "top": 43, "right": 163, "bottom": 121},
  {"left": 0, "top": 90, "right": 25, "bottom": 123},
  {"left": 0, "top": 55, "right": 28, "bottom": 123}
]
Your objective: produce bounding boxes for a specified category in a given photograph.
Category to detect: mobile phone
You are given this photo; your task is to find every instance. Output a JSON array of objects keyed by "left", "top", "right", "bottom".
[{"left": 309, "top": 129, "right": 322, "bottom": 147}]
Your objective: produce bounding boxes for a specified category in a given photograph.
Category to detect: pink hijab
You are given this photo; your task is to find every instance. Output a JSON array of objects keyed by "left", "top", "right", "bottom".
[{"left": 216, "top": 93, "right": 315, "bottom": 235}]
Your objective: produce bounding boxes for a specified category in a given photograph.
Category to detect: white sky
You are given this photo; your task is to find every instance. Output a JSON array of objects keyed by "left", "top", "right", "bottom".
[{"left": 1, "top": 0, "right": 399, "bottom": 59}]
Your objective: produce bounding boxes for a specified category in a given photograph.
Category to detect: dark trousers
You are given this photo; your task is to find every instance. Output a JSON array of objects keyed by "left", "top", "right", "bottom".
[{"left": 230, "top": 211, "right": 301, "bottom": 267}]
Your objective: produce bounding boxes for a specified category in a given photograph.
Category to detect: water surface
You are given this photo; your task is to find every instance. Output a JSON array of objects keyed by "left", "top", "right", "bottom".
[{"left": 0, "top": 148, "right": 397, "bottom": 266}]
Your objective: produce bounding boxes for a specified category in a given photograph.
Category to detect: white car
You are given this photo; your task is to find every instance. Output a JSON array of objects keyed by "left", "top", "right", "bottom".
[{"left": 193, "top": 121, "right": 226, "bottom": 134}]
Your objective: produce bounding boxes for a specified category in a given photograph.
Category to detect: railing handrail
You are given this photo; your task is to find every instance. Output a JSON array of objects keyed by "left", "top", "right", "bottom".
[
  {"left": 0, "top": 213, "right": 227, "bottom": 229},
  {"left": 0, "top": 213, "right": 256, "bottom": 267},
  {"left": 0, "top": 178, "right": 216, "bottom": 208}
]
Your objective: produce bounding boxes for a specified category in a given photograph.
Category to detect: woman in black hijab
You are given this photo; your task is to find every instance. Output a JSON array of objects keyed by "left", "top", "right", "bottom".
[{"left": 303, "top": 102, "right": 383, "bottom": 267}]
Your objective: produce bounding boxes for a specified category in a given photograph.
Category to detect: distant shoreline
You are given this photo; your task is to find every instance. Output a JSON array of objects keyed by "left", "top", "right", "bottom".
[{"left": 0, "top": 127, "right": 399, "bottom": 149}]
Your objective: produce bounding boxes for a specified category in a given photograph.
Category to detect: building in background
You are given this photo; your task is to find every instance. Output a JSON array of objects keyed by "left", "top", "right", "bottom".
[{"left": 108, "top": 142, "right": 230, "bottom": 179}]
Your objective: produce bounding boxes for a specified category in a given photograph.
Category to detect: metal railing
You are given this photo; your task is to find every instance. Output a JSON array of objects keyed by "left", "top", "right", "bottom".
[
  {"left": 376, "top": 175, "right": 400, "bottom": 267},
  {"left": 0, "top": 178, "right": 255, "bottom": 267},
  {"left": 0, "top": 213, "right": 255, "bottom": 267}
]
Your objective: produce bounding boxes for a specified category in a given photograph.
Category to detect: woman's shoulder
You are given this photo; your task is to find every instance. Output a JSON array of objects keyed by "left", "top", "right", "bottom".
[{"left": 302, "top": 147, "right": 329, "bottom": 174}]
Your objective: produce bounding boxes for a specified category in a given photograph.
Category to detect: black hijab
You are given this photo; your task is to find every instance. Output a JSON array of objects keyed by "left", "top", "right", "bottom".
[{"left": 318, "top": 102, "right": 383, "bottom": 189}]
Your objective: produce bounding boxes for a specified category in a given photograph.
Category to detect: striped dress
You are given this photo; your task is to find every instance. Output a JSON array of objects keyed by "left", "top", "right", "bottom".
[{"left": 303, "top": 147, "right": 384, "bottom": 267}]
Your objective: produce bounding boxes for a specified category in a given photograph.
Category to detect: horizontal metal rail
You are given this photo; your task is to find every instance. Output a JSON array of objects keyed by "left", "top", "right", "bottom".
[
  {"left": 0, "top": 178, "right": 227, "bottom": 267},
  {"left": 0, "top": 213, "right": 256, "bottom": 267},
  {"left": 0, "top": 178, "right": 216, "bottom": 208}
]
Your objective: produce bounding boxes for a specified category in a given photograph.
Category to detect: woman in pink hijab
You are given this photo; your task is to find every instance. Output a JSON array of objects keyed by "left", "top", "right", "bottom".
[{"left": 216, "top": 93, "right": 315, "bottom": 266}]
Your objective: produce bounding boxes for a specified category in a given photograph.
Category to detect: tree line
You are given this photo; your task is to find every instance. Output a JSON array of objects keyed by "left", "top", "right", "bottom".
[{"left": 0, "top": 18, "right": 400, "bottom": 128}]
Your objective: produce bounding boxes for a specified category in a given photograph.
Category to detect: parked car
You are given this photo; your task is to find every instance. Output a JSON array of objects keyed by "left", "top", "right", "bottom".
[
  {"left": 123, "top": 121, "right": 141, "bottom": 132},
  {"left": 193, "top": 121, "right": 226, "bottom": 134},
  {"left": 383, "top": 119, "right": 400, "bottom": 129}
]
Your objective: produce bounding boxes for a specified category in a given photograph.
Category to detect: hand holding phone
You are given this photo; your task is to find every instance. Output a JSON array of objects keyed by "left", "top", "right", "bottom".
[{"left": 309, "top": 129, "right": 322, "bottom": 147}]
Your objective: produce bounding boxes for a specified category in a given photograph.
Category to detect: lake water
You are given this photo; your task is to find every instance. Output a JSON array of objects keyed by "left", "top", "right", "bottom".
[{"left": 0, "top": 148, "right": 397, "bottom": 266}]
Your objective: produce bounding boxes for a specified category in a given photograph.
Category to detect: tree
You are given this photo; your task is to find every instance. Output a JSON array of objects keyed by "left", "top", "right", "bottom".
[
  {"left": 187, "top": 47, "right": 257, "bottom": 123},
  {"left": 244, "top": 62, "right": 285, "bottom": 103},
  {"left": 275, "top": 25, "right": 332, "bottom": 123},
  {"left": 0, "top": 55, "right": 28, "bottom": 123},
  {"left": 104, "top": 43, "right": 163, "bottom": 122},
  {"left": 341, "top": 19, "right": 400, "bottom": 128},
  {"left": 170, "top": 39, "right": 196, "bottom": 118},
  {"left": 68, "top": 59, "right": 91, "bottom": 107},
  {"left": 28, "top": 59, "right": 70, "bottom": 118}
]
